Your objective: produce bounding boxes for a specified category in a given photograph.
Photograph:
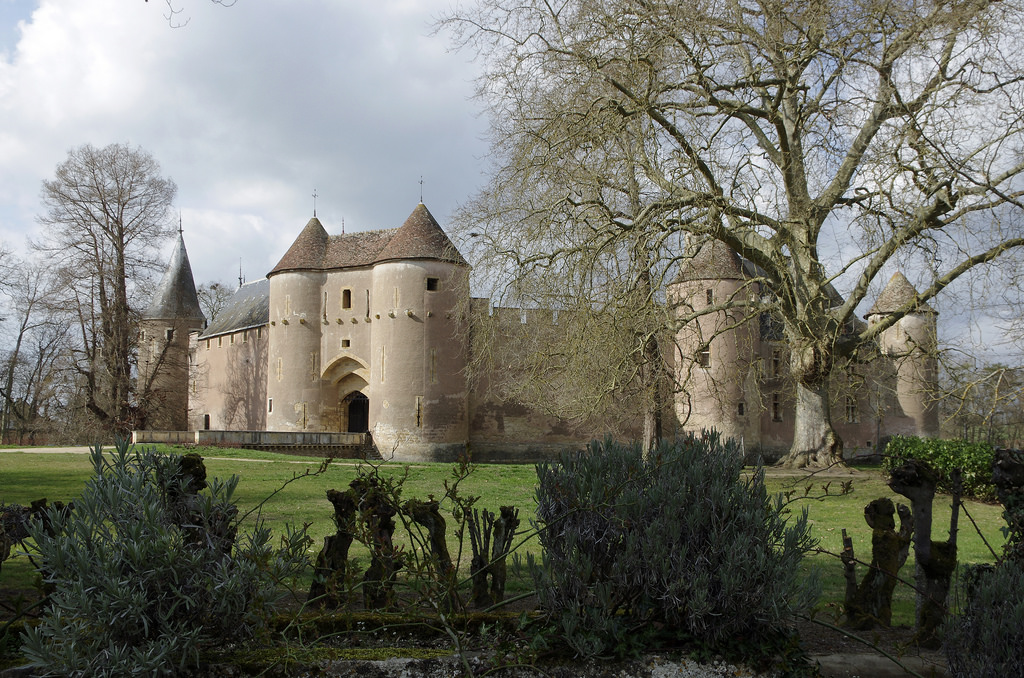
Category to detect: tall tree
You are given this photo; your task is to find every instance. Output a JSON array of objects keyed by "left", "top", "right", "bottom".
[
  {"left": 35, "top": 143, "right": 177, "bottom": 436},
  {"left": 444, "top": 0, "right": 1024, "bottom": 467}
]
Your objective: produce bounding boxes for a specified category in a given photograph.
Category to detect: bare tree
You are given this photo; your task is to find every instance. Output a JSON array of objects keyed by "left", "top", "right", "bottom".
[
  {"left": 0, "top": 257, "right": 59, "bottom": 442},
  {"left": 34, "top": 143, "right": 177, "bottom": 437},
  {"left": 196, "top": 281, "right": 234, "bottom": 325},
  {"left": 941, "top": 360, "right": 1024, "bottom": 447},
  {"left": 444, "top": 0, "right": 1024, "bottom": 467}
]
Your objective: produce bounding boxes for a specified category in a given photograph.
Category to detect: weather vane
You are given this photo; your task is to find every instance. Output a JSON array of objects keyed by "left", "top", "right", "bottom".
[
  {"left": 419, "top": 176, "right": 424, "bottom": 203},
  {"left": 312, "top": 189, "right": 318, "bottom": 217}
]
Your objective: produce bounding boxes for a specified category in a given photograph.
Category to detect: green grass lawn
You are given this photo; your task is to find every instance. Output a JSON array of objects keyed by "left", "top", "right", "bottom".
[{"left": 0, "top": 445, "right": 1007, "bottom": 626}]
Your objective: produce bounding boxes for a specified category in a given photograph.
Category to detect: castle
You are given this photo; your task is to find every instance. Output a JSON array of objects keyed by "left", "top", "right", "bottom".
[{"left": 138, "top": 203, "right": 939, "bottom": 462}]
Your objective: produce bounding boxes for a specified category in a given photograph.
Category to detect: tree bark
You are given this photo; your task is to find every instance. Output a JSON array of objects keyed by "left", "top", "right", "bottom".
[{"left": 783, "top": 380, "right": 843, "bottom": 468}]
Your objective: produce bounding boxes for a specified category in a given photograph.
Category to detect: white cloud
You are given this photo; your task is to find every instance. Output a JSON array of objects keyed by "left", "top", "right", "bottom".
[{"left": 0, "top": 0, "right": 489, "bottom": 286}]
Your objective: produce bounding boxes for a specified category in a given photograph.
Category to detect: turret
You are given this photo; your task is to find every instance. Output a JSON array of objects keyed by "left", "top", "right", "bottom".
[
  {"left": 139, "top": 232, "right": 205, "bottom": 431},
  {"left": 669, "top": 239, "right": 761, "bottom": 449},
  {"left": 866, "top": 272, "right": 940, "bottom": 438},
  {"left": 368, "top": 203, "right": 470, "bottom": 461},
  {"left": 266, "top": 217, "right": 329, "bottom": 431}
]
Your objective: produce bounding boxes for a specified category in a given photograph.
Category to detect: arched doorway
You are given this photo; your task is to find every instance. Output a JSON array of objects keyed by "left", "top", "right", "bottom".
[{"left": 344, "top": 392, "right": 369, "bottom": 433}]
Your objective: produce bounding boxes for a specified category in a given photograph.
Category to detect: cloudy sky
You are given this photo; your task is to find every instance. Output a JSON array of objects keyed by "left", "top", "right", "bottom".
[{"left": 0, "top": 0, "right": 489, "bottom": 287}]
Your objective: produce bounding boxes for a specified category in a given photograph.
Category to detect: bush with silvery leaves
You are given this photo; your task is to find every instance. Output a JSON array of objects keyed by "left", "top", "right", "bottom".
[{"left": 20, "top": 441, "right": 310, "bottom": 677}]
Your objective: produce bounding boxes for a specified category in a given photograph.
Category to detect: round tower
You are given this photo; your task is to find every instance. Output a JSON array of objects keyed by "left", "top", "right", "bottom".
[
  {"left": 266, "top": 217, "right": 328, "bottom": 431},
  {"left": 139, "top": 232, "right": 206, "bottom": 431},
  {"left": 669, "top": 239, "right": 761, "bottom": 449},
  {"left": 368, "top": 204, "right": 470, "bottom": 461},
  {"left": 866, "top": 272, "right": 940, "bottom": 438}
]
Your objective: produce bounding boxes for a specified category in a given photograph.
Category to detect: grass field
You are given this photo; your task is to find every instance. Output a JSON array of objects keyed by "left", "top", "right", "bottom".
[{"left": 0, "top": 445, "right": 1008, "bottom": 626}]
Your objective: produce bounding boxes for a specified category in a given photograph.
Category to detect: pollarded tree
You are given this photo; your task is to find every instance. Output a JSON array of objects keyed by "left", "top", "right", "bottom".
[
  {"left": 34, "top": 143, "right": 177, "bottom": 436},
  {"left": 444, "top": 0, "right": 1024, "bottom": 467}
]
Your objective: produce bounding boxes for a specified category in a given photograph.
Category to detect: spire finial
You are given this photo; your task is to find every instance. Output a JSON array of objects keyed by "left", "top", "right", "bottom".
[
  {"left": 342, "top": 217, "right": 345, "bottom": 236},
  {"left": 238, "top": 258, "right": 244, "bottom": 289},
  {"left": 312, "top": 189, "right": 318, "bottom": 217},
  {"left": 178, "top": 212, "right": 183, "bottom": 236},
  {"left": 419, "top": 176, "right": 424, "bottom": 203}
]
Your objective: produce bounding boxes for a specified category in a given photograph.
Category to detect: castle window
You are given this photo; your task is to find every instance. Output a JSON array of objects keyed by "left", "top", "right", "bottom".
[
  {"left": 165, "top": 328, "right": 174, "bottom": 341},
  {"left": 426, "top": 277, "right": 439, "bottom": 291},
  {"left": 218, "top": 336, "right": 223, "bottom": 347},
  {"left": 771, "top": 350, "right": 781, "bottom": 377},
  {"left": 229, "top": 333, "right": 235, "bottom": 345},
  {"left": 342, "top": 339, "right": 351, "bottom": 348},
  {"left": 206, "top": 339, "right": 210, "bottom": 350},
  {"left": 415, "top": 396, "right": 423, "bottom": 427},
  {"left": 140, "top": 330, "right": 146, "bottom": 341},
  {"left": 706, "top": 288, "right": 714, "bottom": 306},
  {"left": 845, "top": 397, "right": 859, "bottom": 423},
  {"left": 257, "top": 327, "right": 263, "bottom": 339},
  {"left": 310, "top": 352, "right": 319, "bottom": 382},
  {"left": 342, "top": 289, "right": 352, "bottom": 309},
  {"left": 268, "top": 398, "right": 273, "bottom": 414},
  {"left": 203, "top": 414, "right": 211, "bottom": 430},
  {"left": 697, "top": 346, "right": 710, "bottom": 368},
  {"left": 772, "top": 393, "right": 783, "bottom": 422},
  {"left": 738, "top": 402, "right": 745, "bottom": 416},
  {"left": 243, "top": 330, "right": 248, "bottom": 343}
]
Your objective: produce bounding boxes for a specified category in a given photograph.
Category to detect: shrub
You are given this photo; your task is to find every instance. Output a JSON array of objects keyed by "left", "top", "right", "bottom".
[
  {"left": 529, "top": 433, "right": 818, "bottom": 660},
  {"left": 21, "top": 441, "right": 310, "bottom": 677},
  {"left": 945, "top": 561, "right": 1024, "bottom": 677},
  {"left": 883, "top": 436, "right": 995, "bottom": 500}
]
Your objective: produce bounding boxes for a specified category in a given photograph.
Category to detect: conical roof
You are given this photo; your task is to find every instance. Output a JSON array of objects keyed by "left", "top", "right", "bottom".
[
  {"left": 269, "top": 217, "right": 329, "bottom": 275},
  {"left": 144, "top": 233, "right": 205, "bottom": 322},
  {"left": 867, "top": 272, "right": 936, "bottom": 316},
  {"left": 675, "top": 239, "right": 744, "bottom": 281},
  {"left": 373, "top": 203, "right": 468, "bottom": 266}
]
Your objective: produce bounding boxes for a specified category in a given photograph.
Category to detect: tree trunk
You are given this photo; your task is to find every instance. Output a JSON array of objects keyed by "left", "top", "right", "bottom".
[{"left": 781, "top": 380, "right": 843, "bottom": 468}]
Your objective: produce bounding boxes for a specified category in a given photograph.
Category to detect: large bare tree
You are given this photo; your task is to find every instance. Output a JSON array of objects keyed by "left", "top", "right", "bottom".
[
  {"left": 444, "top": 0, "right": 1024, "bottom": 467},
  {"left": 35, "top": 143, "right": 177, "bottom": 437}
]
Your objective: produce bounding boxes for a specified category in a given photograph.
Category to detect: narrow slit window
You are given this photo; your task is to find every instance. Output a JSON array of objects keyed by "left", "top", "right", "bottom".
[{"left": 342, "top": 289, "right": 352, "bottom": 309}]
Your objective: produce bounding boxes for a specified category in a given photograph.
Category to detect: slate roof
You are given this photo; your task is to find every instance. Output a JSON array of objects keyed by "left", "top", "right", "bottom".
[
  {"left": 268, "top": 203, "right": 467, "bottom": 276},
  {"left": 144, "top": 233, "right": 205, "bottom": 322},
  {"left": 199, "top": 278, "right": 270, "bottom": 338},
  {"left": 867, "top": 272, "right": 936, "bottom": 316}
]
